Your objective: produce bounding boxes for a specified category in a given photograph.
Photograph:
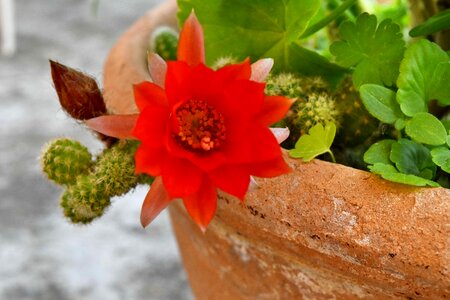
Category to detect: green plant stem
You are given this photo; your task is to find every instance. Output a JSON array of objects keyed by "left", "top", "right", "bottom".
[
  {"left": 300, "top": 0, "right": 358, "bottom": 38},
  {"left": 328, "top": 150, "right": 337, "bottom": 163}
]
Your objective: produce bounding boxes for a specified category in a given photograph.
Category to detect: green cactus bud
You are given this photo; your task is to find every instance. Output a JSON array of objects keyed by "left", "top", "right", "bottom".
[
  {"left": 60, "top": 175, "right": 110, "bottom": 224},
  {"left": 150, "top": 26, "right": 179, "bottom": 61},
  {"left": 93, "top": 140, "right": 140, "bottom": 197},
  {"left": 41, "top": 138, "right": 92, "bottom": 186},
  {"left": 211, "top": 56, "right": 239, "bottom": 70},
  {"left": 294, "top": 92, "right": 340, "bottom": 135},
  {"left": 265, "top": 73, "right": 303, "bottom": 99}
]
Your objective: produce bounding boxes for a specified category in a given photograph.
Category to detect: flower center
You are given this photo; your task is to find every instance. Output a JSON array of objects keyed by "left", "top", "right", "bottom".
[{"left": 174, "top": 99, "right": 226, "bottom": 152}]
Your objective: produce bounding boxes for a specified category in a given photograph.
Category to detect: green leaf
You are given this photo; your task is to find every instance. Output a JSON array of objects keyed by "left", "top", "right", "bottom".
[
  {"left": 405, "top": 112, "right": 447, "bottom": 145},
  {"left": 369, "top": 163, "right": 440, "bottom": 187},
  {"left": 447, "top": 135, "right": 450, "bottom": 148},
  {"left": 177, "top": 0, "right": 347, "bottom": 83},
  {"left": 431, "top": 147, "right": 450, "bottom": 173},
  {"left": 330, "top": 13, "right": 405, "bottom": 88},
  {"left": 289, "top": 123, "right": 336, "bottom": 162},
  {"left": 410, "top": 9, "right": 450, "bottom": 37},
  {"left": 359, "top": 84, "right": 403, "bottom": 123},
  {"left": 389, "top": 139, "right": 436, "bottom": 179},
  {"left": 363, "top": 139, "right": 395, "bottom": 165},
  {"left": 396, "top": 39, "right": 450, "bottom": 116}
]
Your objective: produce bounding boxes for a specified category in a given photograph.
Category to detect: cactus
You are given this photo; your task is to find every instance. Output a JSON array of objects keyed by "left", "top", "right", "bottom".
[
  {"left": 264, "top": 73, "right": 340, "bottom": 147},
  {"left": 265, "top": 73, "right": 303, "bottom": 99},
  {"left": 150, "top": 26, "right": 179, "bottom": 61},
  {"left": 333, "top": 77, "right": 379, "bottom": 147},
  {"left": 211, "top": 56, "right": 239, "bottom": 70},
  {"left": 60, "top": 175, "right": 110, "bottom": 224},
  {"left": 293, "top": 92, "right": 340, "bottom": 135},
  {"left": 41, "top": 138, "right": 92, "bottom": 186},
  {"left": 93, "top": 140, "right": 140, "bottom": 197}
]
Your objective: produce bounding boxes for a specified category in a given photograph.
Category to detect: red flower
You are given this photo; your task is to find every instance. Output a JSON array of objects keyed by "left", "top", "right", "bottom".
[{"left": 87, "top": 12, "right": 294, "bottom": 231}]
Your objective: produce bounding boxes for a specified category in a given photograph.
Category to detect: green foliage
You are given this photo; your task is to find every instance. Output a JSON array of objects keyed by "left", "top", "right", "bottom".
[
  {"left": 396, "top": 39, "right": 450, "bottom": 116},
  {"left": 289, "top": 122, "right": 336, "bottom": 162},
  {"left": 363, "top": 138, "right": 442, "bottom": 187},
  {"left": 60, "top": 175, "right": 110, "bottom": 224},
  {"left": 359, "top": 84, "right": 403, "bottom": 124},
  {"left": 41, "top": 138, "right": 92, "bottom": 186},
  {"left": 368, "top": 163, "right": 440, "bottom": 187},
  {"left": 390, "top": 139, "right": 436, "bottom": 179},
  {"left": 431, "top": 147, "right": 450, "bottom": 173},
  {"left": 330, "top": 13, "right": 405, "bottom": 88},
  {"left": 409, "top": 9, "right": 450, "bottom": 37},
  {"left": 363, "top": 139, "right": 395, "bottom": 165},
  {"left": 151, "top": 26, "right": 179, "bottom": 61},
  {"left": 177, "top": 0, "right": 347, "bottom": 84},
  {"left": 405, "top": 113, "right": 447, "bottom": 146}
]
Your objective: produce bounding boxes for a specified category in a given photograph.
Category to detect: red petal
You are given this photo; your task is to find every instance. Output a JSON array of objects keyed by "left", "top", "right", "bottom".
[
  {"left": 85, "top": 114, "right": 138, "bottom": 139},
  {"left": 140, "top": 177, "right": 173, "bottom": 228},
  {"left": 182, "top": 178, "right": 217, "bottom": 232},
  {"left": 132, "top": 106, "right": 169, "bottom": 148},
  {"left": 161, "top": 156, "right": 203, "bottom": 198},
  {"left": 133, "top": 81, "right": 168, "bottom": 112},
  {"left": 216, "top": 58, "right": 251, "bottom": 82},
  {"left": 209, "top": 165, "right": 250, "bottom": 200},
  {"left": 258, "top": 96, "right": 295, "bottom": 126},
  {"left": 177, "top": 11, "right": 205, "bottom": 66},
  {"left": 224, "top": 124, "right": 281, "bottom": 164},
  {"left": 147, "top": 53, "right": 167, "bottom": 88},
  {"left": 165, "top": 61, "right": 193, "bottom": 107},
  {"left": 247, "top": 155, "right": 292, "bottom": 178},
  {"left": 250, "top": 58, "right": 273, "bottom": 82},
  {"left": 134, "top": 144, "right": 167, "bottom": 176}
]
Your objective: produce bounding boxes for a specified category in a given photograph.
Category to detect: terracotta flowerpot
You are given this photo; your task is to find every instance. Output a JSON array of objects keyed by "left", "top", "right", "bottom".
[{"left": 103, "top": 1, "right": 450, "bottom": 299}]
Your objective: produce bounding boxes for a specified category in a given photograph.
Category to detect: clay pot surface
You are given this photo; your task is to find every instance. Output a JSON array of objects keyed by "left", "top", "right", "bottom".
[{"left": 103, "top": 1, "right": 450, "bottom": 299}]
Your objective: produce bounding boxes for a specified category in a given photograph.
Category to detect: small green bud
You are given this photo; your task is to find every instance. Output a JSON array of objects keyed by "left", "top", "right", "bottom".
[
  {"left": 41, "top": 138, "right": 92, "bottom": 186},
  {"left": 94, "top": 140, "right": 140, "bottom": 197},
  {"left": 60, "top": 175, "right": 110, "bottom": 224},
  {"left": 265, "top": 73, "right": 303, "bottom": 99},
  {"left": 150, "top": 26, "right": 179, "bottom": 61},
  {"left": 294, "top": 92, "right": 340, "bottom": 135},
  {"left": 211, "top": 56, "right": 239, "bottom": 70}
]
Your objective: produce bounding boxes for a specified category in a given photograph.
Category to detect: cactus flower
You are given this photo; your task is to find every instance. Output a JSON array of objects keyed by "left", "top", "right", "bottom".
[{"left": 86, "top": 12, "right": 294, "bottom": 231}]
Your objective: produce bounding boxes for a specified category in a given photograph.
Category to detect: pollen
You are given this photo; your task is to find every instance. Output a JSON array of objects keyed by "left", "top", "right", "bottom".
[{"left": 174, "top": 99, "right": 226, "bottom": 152}]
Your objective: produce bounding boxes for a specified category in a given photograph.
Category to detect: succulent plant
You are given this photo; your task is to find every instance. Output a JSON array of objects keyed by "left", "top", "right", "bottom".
[
  {"left": 60, "top": 175, "right": 110, "bottom": 224},
  {"left": 150, "top": 26, "right": 179, "bottom": 61},
  {"left": 41, "top": 138, "right": 93, "bottom": 186},
  {"left": 93, "top": 140, "right": 140, "bottom": 197},
  {"left": 333, "top": 77, "right": 379, "bottom": 147}
]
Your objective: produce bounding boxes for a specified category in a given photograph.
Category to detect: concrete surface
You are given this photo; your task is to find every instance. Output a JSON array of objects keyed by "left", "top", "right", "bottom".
[{"left": 0, "top": 1, "right": 192, "bottom": 299}]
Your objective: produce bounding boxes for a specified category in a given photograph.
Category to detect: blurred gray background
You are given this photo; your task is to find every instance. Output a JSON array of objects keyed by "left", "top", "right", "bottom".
[{"left": 0, "top": 0, "right": 192, "bottom": 299}]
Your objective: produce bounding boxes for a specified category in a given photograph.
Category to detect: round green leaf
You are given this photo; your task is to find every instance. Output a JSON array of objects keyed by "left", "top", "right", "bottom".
[
  {"left": 390, "top": 139, "right": 435, "bottom": 178},
  {"left": 363, "top": 139, "right": 395, "bottom": 165},
  {"left": 359, "top": 84, "right": 403, "bottom": 124},
  {"left": 431, "top": 147, "right": 450, "bottom": 173},
  {"left": 405, "top": 112, "right": 447, "bottom": 145}
]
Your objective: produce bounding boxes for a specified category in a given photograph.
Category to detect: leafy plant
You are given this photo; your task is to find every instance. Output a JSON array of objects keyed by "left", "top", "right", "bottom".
[
  {"left": 330, "top": 13, "right": 405, "bottom": 88},
  {"left": 177, "top": 0, "right": 356, "bottom": 84}
]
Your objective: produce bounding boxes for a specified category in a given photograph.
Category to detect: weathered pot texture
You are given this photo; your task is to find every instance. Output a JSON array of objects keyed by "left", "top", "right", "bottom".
[{"left": 103, "top": 1, "right": 450, "bottom": 299}]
